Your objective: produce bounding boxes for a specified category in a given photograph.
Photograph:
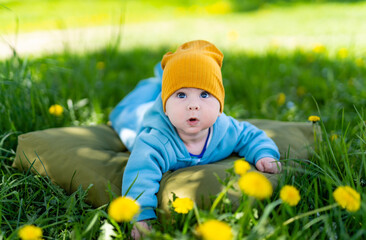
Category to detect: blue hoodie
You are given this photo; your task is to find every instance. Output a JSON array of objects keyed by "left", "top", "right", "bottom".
[
  {"left": 110, "top": 63, "right": 280, "bottom": 221},
  {"left": 121, "top": 95, "right": 280, "bottom": 221}
]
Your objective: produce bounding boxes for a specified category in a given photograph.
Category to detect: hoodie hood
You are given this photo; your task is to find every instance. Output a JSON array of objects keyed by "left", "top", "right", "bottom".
[
  {"left": 141, "top": 94, "right": 176, "bottom": 136},
  {"left": 141, "top": 95, "right": 189, "bottom": 157}
]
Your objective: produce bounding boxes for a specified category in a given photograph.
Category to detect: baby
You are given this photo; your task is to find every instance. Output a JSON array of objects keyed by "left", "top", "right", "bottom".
[{"left": 109, "top": 40, "right": 281, "bottom": 239}]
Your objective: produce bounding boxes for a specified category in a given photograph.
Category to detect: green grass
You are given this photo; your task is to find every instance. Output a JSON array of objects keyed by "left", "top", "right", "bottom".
[
  {"left": 1, "top": 42, "right": 366, "bottom": 238},
  {"left": 1, "top": 1, "right": 366, "bottom": 239}
]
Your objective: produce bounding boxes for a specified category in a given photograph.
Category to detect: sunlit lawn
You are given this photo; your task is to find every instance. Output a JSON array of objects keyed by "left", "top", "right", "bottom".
[{"left": 1, "top": 0, "right": 366, "bottom": 54}]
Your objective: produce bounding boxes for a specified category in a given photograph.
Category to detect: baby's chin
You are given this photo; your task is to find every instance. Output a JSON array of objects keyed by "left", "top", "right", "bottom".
[{"left": 176, "top": 127, "right": 208, "bottom": 137}]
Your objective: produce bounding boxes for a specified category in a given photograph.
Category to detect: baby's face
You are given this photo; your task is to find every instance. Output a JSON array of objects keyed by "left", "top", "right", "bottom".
[{"left": 165, "top": 87, "right": 221, "bottom": 138}]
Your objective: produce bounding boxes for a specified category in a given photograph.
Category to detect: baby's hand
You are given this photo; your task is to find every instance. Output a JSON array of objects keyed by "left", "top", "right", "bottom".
[
  {"left": 256, "top": 157, "right": 281, "bottom": 174},
  {"left": 131, "top": 220, "right": 151, "bottom": 240}
]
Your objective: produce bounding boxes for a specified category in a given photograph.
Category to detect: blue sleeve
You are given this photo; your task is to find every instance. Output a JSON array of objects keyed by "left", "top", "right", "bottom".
[
  {"left": 122, "top": 131, "right": 170, "bottom": 221},
  {"left": 233, "top": 120, "right": 280, "bottom": 164},
  {"left": 109, "top": 62, "right": 163, "bottom": 151}
]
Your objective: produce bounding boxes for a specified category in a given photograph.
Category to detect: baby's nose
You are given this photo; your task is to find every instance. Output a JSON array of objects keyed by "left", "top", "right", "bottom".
[{"left": 187, "top": 103, "right": 200, "bottom": 110}]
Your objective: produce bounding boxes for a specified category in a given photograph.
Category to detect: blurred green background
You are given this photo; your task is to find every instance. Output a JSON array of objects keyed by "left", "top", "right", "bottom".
[{"left": 1, "top": 0, "right": 366, "bottom": 56}]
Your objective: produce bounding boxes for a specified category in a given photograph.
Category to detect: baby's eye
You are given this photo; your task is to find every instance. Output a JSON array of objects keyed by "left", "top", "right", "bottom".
[
  {"left": 177, "top": 92, "right": 186, "bottom": 98},
  {"left": 200, "top": 91, "right": 210, "bottom": 98}
]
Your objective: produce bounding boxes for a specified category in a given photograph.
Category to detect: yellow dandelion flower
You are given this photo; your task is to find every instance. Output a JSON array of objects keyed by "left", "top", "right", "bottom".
[
  {"left": 308, "top": 115, "right": 320, "bottom": 123},
  {"left": 96, "top": 61, "right": 105, "bottom": 70},
  {"left": 280, "top": 185, "right": 301, "bottom": 206},
  {"left": 312, "top": 44, "right": 326, "bottom": 54},
  {"left": 48, "top": 104, "right": 63, "bottom": 116},
  {"left": 234, "top": 159, "right": 251, "bottom": 175},
  {"left": 337, "top": 48, "right": 348, "bottom": 59},
  {"left": 269, "top": 39, "right": 280, "bottom": 49},
  {"left": 18, "top": 225, "right": 43, "bottom": 240},
  {"left": 196, "top": 220, "right": 233, "bottom": 240},
  {"left": 238, "top": 172, "right": 273, "bottom": 200},
  {"left": 333, "top": 186, "right": 361, "bottom": 212},
  {"left": 227, "top": 30, "right": 239, "bottom": 42},
  {"left": 355, "top": 58, "right": 364, "bottom": 67},
  {"left": 206, "top": 2, "right": 231, "bottom": 14},
  {"left": 330, "top": 133, "right": 338, "bottom": 141},
  {"left": 172, "top": 197, "right": 194, "bottom": 214},
  {"left": 108, "top": 196, "right": 140, "bottom": 222},
  {"left": 277, "top": 93, "right": 286, "bottom": 106}
]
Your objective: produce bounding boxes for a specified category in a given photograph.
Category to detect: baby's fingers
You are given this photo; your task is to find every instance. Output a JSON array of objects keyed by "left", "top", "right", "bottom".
[
  {"left": 256, "top": 161, "right": 265, "bottom": 172},
  {"left": 266, "top": 161, "right": 281, "bottom": 173}
]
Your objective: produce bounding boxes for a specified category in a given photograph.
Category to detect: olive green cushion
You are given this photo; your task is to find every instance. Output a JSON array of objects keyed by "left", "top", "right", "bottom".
[{"left": 13, "top": 119, "right": 317, "bottom": 213}]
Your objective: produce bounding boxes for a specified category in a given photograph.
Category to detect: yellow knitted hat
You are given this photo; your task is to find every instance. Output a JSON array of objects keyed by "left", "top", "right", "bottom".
[{"left": 161, "top": 40, "right": 225, "bottom": 112}]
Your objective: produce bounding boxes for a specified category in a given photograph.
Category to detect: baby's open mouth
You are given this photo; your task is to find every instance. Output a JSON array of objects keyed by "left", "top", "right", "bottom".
[{"left": 188, "top": 118, "right": 199, "bottom": 125}]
